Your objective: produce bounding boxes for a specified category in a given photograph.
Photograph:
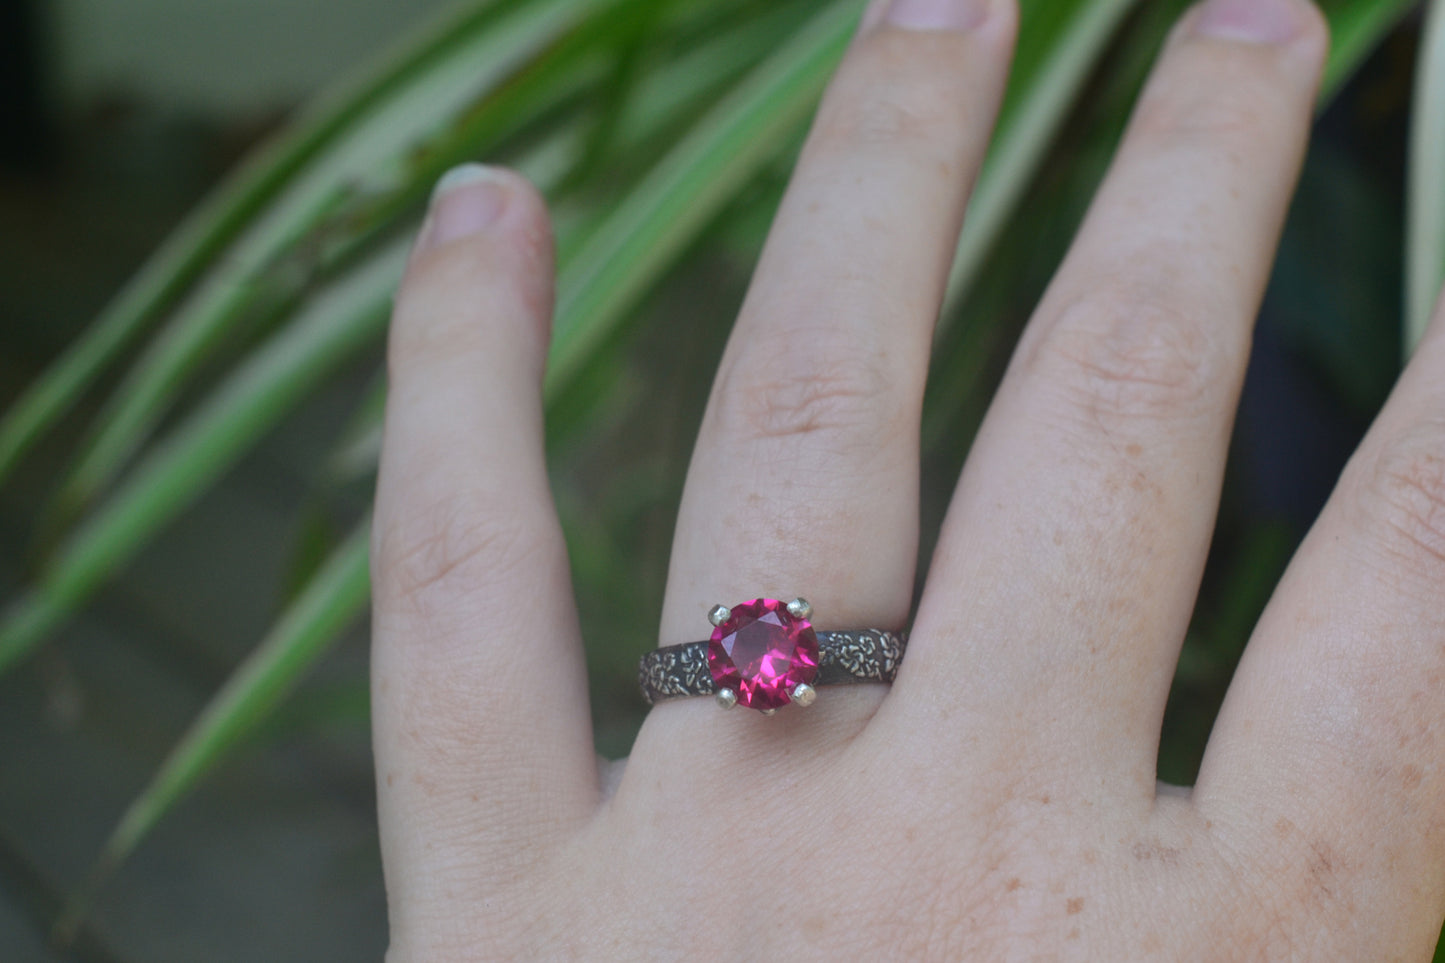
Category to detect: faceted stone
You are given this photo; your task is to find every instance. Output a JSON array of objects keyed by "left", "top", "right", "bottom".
[{"left": 707, "top": 598, "right": 819, "bottom": 711}]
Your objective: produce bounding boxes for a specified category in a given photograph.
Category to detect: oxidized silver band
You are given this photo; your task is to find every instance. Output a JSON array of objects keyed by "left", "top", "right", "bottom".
[{"left": 639, "top": 629, "right": 906, "bottom": 706}]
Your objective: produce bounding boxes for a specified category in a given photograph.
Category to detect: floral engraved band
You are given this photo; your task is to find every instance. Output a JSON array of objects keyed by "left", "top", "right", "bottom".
[{"left": 637, "top": 598, "right": 906, "bottom": 714}]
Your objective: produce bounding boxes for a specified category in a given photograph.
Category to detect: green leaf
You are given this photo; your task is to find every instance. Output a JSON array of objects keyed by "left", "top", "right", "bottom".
[
  {"left": 619, "top": 3, "right": 811, "bottom": 132},
  {"left": 0, "top": 0, "right": 532, "bottom": 490},
  {"left": 0, "top": 2, "right": 807, "bottom": 675},
  {"left": 54, "top": 521, "right": 372, "bottom": 941},
  {"left": 324, "top": 372, "right": 388, "bottom": 486},
  {"left": 0, "top": 241, "right": 403, "bottom": 673},
  {"left": 941, "top": 0, "right": 1142, "bottom": 323},
  {"left": 42, "top": 0, "right": 603, "bottom": 529},
  {"left": 316, "top": 7, "right": 810, "bottom": 478},
  {"left": 544, "top": 0, "right": 864, "bottom": 396},
  {"left": 43, "top": 6, "right": 830, "bottom": 898},
  {"left": 938, "top": 0, "right": 1416, "bottom": 329},
  {"left": 1408, "top": 0, "right": 1445, "bottom": 355},
  {"left": 1320, "top": 0, "right": 1421, "bottom": 101}
]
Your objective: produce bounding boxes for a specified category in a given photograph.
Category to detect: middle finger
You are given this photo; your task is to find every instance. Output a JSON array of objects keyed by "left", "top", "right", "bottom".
[{"left": 897, "top": 0, "right": 1328, "bottom": 795}]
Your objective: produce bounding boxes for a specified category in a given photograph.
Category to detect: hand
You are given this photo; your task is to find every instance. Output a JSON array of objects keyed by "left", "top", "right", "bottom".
[{"left": 369, "top": 0, "right": 1445, "bottom": 957}]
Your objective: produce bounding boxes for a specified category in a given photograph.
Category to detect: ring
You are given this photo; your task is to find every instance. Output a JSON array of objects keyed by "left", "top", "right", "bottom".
[{"left": 638, "top": 597, "right": 906, "bottom": 714}]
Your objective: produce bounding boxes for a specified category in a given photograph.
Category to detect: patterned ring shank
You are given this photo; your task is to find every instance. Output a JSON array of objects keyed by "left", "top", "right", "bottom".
[{"left": 638, "top": 629, "right": 907, "bottom": 706}]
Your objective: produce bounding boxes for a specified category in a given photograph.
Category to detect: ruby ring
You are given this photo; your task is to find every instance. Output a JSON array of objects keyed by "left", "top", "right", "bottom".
[{"left": 637, "top": 597, "right": 906, "bottom": 714}]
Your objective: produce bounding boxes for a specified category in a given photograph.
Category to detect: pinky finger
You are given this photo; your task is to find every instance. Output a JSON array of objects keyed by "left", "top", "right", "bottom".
[{"left": 371, "top": 166, "right": 597, "bottom": 950}]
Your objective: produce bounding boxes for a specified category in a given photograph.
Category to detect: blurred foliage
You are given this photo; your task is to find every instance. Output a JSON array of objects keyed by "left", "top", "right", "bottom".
[
  {"left": 1410, "top": 0, "right": 1445, "bottom": 350},
  {"left": 0, "top": 0, "right": 1439, "bottom": 943}
]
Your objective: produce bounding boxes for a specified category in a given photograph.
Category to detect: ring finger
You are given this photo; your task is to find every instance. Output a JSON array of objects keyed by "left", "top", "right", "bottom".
[{"left": 632, "top": 0, "right": 1016, "bottom": 751}]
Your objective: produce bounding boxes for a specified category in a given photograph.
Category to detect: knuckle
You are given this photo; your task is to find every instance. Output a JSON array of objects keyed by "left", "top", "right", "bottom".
[
  {"left": 1024, "top": 291, "right": 1227, "bottom": 425},
  {"left": 387, "top": 277, "right": 489, "bottom": 372},
  {"left": 376, "top": 494, "right": 542, "bottom": 613},
  {"left": 813, "top": 88, "right": 936, "bottom": 153},
  {"left": 710, "top": 336, "right": 900, "bottom": 449},
  {"left": 810, "top": 35, "right": 972, "bottom": 155},
  {"left": 1132, "top": 83, "right": 1264, "bottom": 144},
  {"left": 1351, "top": 423, "right": 1445, "bottom": 571}
]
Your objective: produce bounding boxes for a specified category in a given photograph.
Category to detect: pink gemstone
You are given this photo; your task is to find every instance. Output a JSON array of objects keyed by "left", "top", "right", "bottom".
[{"left": 708, "top": 599, "right": 819, "bottom": 710}]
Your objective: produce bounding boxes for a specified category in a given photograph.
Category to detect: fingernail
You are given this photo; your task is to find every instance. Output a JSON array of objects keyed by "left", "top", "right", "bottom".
[
  {"left": 868, "top": 0, "right": 988, "bottom": 32},
  {"left": 1193, "top": 0, "right": 1305, "bottom": 44},
  {"left": 419, "top": 163, "right": 509, "bottom": 251}
]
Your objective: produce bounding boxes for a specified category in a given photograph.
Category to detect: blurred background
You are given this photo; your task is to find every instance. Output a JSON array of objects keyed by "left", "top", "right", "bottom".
[{"left": 0, "top": 0, "right": 1436, "bottom": 959}]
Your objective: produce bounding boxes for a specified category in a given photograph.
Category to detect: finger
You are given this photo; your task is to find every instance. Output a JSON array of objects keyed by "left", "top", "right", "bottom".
[
  {"left": 896, "top": 0, "right": 1327, "bottom": 792},
  {"left": 371, "top": 166, "right": 596, "bottom": 947},
  {"left": 1191, "top": 295, "right": 1445, "bottom": 956},
  {"left": 641, "top": 0, "right": 1016, "bottom": 734}
]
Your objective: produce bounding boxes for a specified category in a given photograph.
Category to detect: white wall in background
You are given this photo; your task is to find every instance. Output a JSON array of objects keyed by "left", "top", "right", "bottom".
[{"left": 52, "top": 0, "right": 460, "bottom": 114}]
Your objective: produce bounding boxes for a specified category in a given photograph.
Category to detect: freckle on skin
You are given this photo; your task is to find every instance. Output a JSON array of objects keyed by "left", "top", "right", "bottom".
[
  {"left": 1131, "top": 841, "right": 1181, "bottom": 864},
  {"left": 1005, "top": 877, "right": 1022, "bottom": 892},
  {"left": 1067, "top": 927, "right": 1080, "bottom": 940},
  {"left": 1040, "top": 794, "right": 1050, "bottom": 805},
  {"left": 1274, "top": 817, "right": 1292, "bottom": 839},
  {"left": 1067, "top": 897, "right": 1085, "bottom": 915},
  {"left": 1402, "top": 764, "right": 1423, "bottom": 791},
  {"left": 1126, "top": 442, "right": 1142, "bottom": 457}
]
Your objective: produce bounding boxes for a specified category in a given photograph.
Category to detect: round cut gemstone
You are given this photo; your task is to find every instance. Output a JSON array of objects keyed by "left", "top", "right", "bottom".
[{"left": 707, "top": 598, "right": 819, "bottom": 710}]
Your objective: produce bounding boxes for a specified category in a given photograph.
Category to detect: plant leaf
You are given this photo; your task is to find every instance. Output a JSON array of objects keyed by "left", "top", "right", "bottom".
[
  {"left": 0, "top": 241, "right": 403, "bottom": 674},
  {"left": 1408, "top": 0, "right": 1445, "bottom": 355},
  {"left": 315, "top": 4, "right": 810, "bottom": 481},
  {"left": 940, "top": 0, "right": 1142, "bottom": 323},
  {"left": 42, "top": 0, "right": 603, "bottom": 530},
  {"left": 544, "top": 0, "right": 864, "bottom": 396},
  {"left": 0, "top": 0, "right": 531, "bottom": 490},
  {"left": 0, "top": 1, "right": 811, "bottom": 675},
  {"left": 48, "top": 5, "right": 828, "bottom": 898},
  {"left": 1320, "top": 0, "right": 1421, "bottom": 101},
  {"left": 54, "top": 520, "right": 373, "bottom": 941}
]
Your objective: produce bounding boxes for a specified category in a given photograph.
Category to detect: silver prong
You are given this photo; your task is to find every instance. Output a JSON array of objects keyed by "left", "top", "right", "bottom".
[
  {"left": 708, "top": 604, "right": 731, "bottom": 627},
  {"left": 786, "top": 597, "right": 812, "bottom": 621},
  {"left": 761, "top": 708, "right": 777, "bottom": 716},
  {"left": 715, "top": 688, "right": 738, "bottom": 709},
  {"left": 790, "top": 683, "right": 817, "bottom": 708}
]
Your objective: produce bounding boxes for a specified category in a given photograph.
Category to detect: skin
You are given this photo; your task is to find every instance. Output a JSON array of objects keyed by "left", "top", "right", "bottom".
[{"left": 370, "top": 0, "right": 1445, "bottom": 957}]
